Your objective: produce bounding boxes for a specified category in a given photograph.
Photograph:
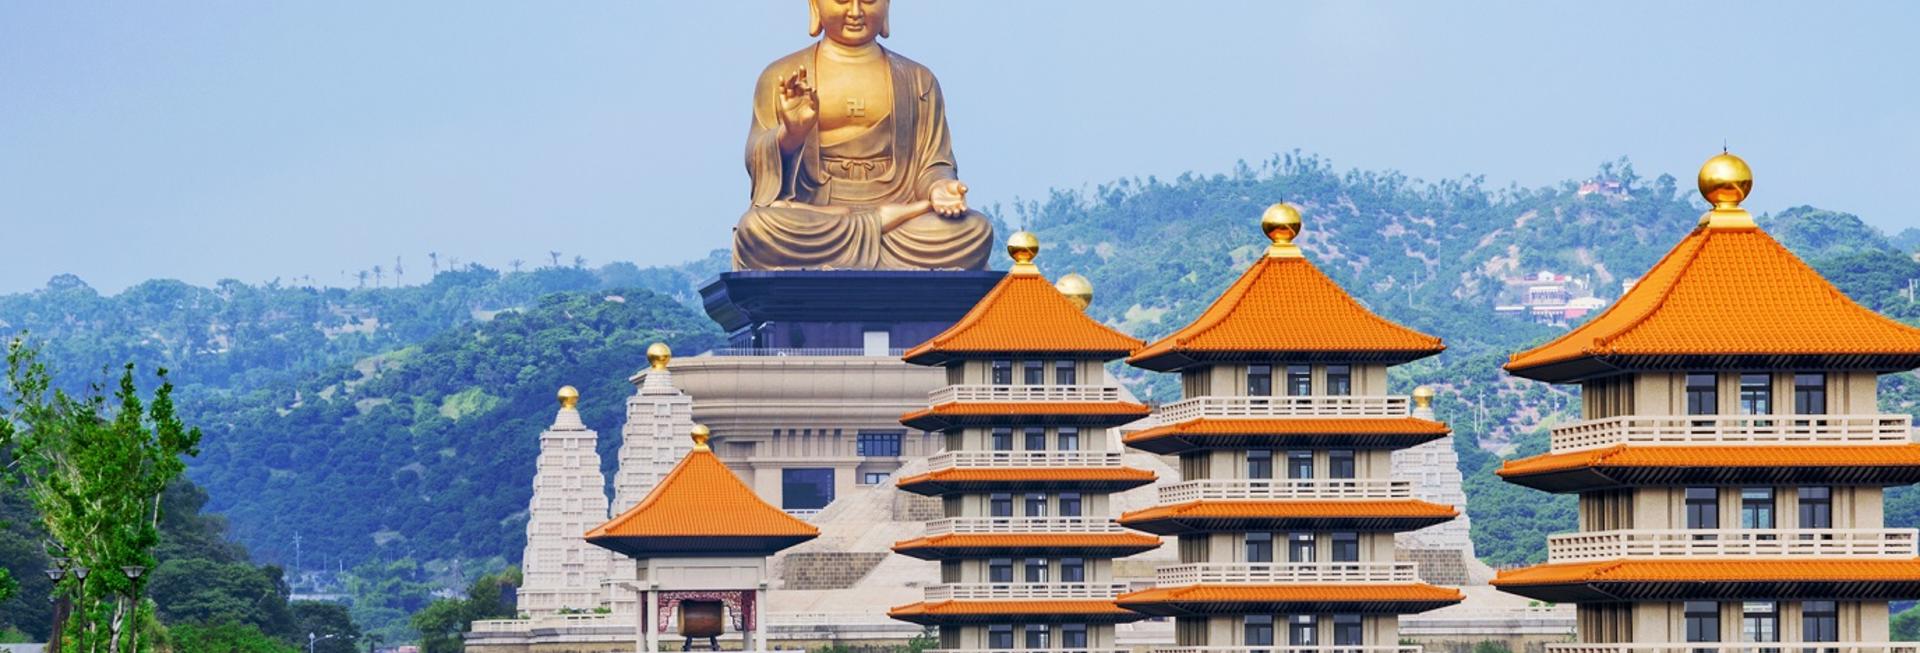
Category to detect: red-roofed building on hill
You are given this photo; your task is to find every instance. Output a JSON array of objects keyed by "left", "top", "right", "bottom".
[
  {"left": 1116, "top": 203, "right": 1464, "bottom": 652},
  {"left": 889, "top": 232, "right": 1162, "bottom": 653},
  {"left": 1492, "top": 153, "right": 1920, "bottom": 653}
]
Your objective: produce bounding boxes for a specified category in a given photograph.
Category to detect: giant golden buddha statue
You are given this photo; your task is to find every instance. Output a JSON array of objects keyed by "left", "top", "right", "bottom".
[{"left": 732, "top": 0, "right": 995, "bottom": 271}]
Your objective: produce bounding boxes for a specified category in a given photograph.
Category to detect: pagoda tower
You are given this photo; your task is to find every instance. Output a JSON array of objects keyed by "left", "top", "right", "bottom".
[
  {"left": 888, "top": 232, "right": 1163, "bottom": 653},
  {"left": 1115, "top": 204, "right": 1465, "bottom": 651},
  {"left": 517, "top": 386, "right": 616, "bottom": 615},
  {"left": 1491, "top": 153, "right": 1920, "bottom": 652},
  {"left": 615, "top": 343, "right": 696, "bottom": 514}
]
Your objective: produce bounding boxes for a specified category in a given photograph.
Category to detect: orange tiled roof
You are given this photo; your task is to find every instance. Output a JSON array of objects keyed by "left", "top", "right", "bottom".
[
  {"left": 1121, "top": 499, "right": 1458, "bottom": 523},
  {"left": 1506, "top": 224, "right": 1920, "bottom": 382},
  {"left": 1499, "top": 444, "right": 1920, "bottom": 477},
  {"left": 1493, "top": 559, "right": 1920, "bottom": 587},
  {"left": 903, "top": 271, "right": 1143, "bottom": 365},
  {"left": 901, "top": 401, "right": 1151, "bottom": 430},
  {"left": 892, "top": 533, "right": 1162, "bottom": 558},
  {"left": 1118, "top": 583, "right": 1463, "bottom": 605},
  {"left": 586, "top": 447, "right": 817, "bottom": 555},
  {"left": 1124, "top": 417, "right": 1449, "bottom": 453},
  {"left": 1130, "top": 256, "right": 1444, "bottom": 371}
]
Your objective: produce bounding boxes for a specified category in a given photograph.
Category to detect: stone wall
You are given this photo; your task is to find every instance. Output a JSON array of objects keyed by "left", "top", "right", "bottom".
[{"left": 782, "top": 551, "right": 890, "bottom": 590}]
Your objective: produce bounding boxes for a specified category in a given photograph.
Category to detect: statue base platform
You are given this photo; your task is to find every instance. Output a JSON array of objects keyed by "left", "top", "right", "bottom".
[{"left": 700, "top": 270, "right": 1004, "bottom": 351}]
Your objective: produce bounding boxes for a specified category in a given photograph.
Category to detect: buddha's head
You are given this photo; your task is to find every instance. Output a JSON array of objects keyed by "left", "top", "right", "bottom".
[{"left": 810, "top": 0, "right": 890, "bottom": 46}]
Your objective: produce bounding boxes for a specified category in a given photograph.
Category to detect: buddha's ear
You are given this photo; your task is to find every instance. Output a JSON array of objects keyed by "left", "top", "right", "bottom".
[
  {"left": 808, "top": 0, "right": 823, "bottom": 37},
  {"left": 878, "top": 11, "right": 889, "bottom": 38}
]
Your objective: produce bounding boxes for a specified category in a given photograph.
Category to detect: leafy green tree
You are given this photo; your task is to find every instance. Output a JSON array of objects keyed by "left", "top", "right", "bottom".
[
  {"left": 0, "top": 338, "right": 202, "bottom": 653},
  {"left": 163, "top": 622, "right": 298, "bottom": 653},
  {"left": 289, "top": 602, "right": 358, "bottom": 653},
  {"left": 411, "top": 568, "right": 519, "bottom": 653},
  {"left": 146, "top": 559, "right": 295, "bottom": 641}
]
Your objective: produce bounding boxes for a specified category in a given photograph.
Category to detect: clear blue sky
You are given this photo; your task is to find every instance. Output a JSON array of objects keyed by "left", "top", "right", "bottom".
[{"left": 3, "top": 2, "right": 1916, "bottom": 294}]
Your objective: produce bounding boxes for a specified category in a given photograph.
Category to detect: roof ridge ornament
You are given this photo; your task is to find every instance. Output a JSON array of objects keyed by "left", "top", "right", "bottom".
[
  {"left": 1055, "top": 272, "right": 1093, "bottom": 311},
  {"left": 1007, "top": 231, "right": 1041, "bottom": 275},
  {"left": 1261, "top": 203, "right": 1304, "bottom": 258},
  {"left": 690, "top": 424, "right": 712, "bottom": 452},
  {"left": 1697, "top": 151, "right": 1757, "bottom": 230}
]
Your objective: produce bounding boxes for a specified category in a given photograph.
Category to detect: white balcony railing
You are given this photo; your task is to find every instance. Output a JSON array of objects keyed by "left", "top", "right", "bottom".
[
  {"left": 922, "top": 582, "right": 1130, "bottom": 601},
  {"left": 1158, "top": 479, "right": 1413, "bottom": 504},
  {"left": 1549, "top": 414, "right": 1914, "bottom": 453},
  {"left": 1158, "top": 395, "right": 1412, "bottom": 423},
  {"left": 1547, "top": 644, "right": 1920, "bottom": 653},
  {"left": 924, "top": 517, "right": 1126, "bottom": 536},
  {"left": 927, "top": 450, "right": 1124, "bottom": 470},
  {"left": 928, "top": 650, "right": 1129, "bottom": 653},
  {"left": 1151, "top": 647, "right": 1423, "bottom": 653},
  {"left": 930, "top": 384, "right": 1126, "bottom": 405},
  {"left": 1155, "top": 562, "right": 1419, "bottom": 586},
  {"left": 1546, "top": 528, "right": 1920, "bottom": 562}
]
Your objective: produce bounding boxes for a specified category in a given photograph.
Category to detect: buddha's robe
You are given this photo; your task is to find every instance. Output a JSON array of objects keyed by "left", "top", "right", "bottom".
[{"left": 734, "top": 44, "right": 993, "bottom": 271}]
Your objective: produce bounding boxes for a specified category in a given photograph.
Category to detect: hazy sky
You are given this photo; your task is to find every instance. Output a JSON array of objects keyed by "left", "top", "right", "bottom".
[{"left": 3, "top": 2, "right": 1917, "bottom": 294}]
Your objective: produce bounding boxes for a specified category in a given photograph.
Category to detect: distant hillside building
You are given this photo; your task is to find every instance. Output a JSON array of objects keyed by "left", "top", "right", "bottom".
[
  {"left": 1494, "top": 270, "right": 1611, "bottom": 327},
  {"left": 1493, "top": 152, "right": 1920, "bottom": 651}
]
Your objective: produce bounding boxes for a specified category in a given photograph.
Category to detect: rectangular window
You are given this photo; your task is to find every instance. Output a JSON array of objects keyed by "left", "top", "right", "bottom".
[
  {"left": 1248, "top": 364, "right": 1273, "bottom": 397},
  {"left": 1742, "top": 601, "right": 1779, "bottom": 646},
  {"left": 987, "top": 625, "right": 1013, "bottom": 650},
  {"left": 1687, "top": 373, "right": 1719, "bottom": 416},
  {"left": 1056, "top": 427, "right": 1080, "bottom": 451},
  {"left": 1802, "top": 600, "right": 1838, "bottom": 643},
  {"left": 1333, "top": 614, "right": 1363, "bottom": 646},
  {"left": 988, "top": 558, "right": 1014, "bottom": 584},
  {"left": 1024, "top": 558, "right": 1049, "bottom": 583},
  {"left": 1742, "top": 487, "right": 1776, "bottom": 530},
  {"left": 990, "top": 493, "right": 1013, "bottom": 518},
  {"left": 1023, "top": 360, "right": 1045, "bottom": 385},
  {"left": 1287, "top": 450, "right": 1314, "bottom": 480},
  {"left": 1799, "top": 487, "right": 1833, "bottom": 529},
  {"left": 1685, "top": 601, "right": 1721, "bottom": 643},
  {"left": 1060, "top": 557, "right": 1086, "bottom": 583},
  {"left": 1794, "top": 373, "right": 1828, "bottom": 415},
  {"left": 1331, "top": 532, "right": 1360, "bottom": 562},
  {"left": 1024, "top": 427, "right": 1048, "bottom": 451},
  {"left": 1059, "top": 493, "right": 1083, "bottom": 517},
  {"left": 1326, "top": 365, "right": 1353, "bottom": 396},
  {"left": 861, "top": 472, "right": 888, "bottom": 485},
  {"left": 1740, "top": 373, "right": 1773, "bottom": 426},
  {"left": 1055, "top": 360, "right": 1077, "bottom": 385},
  {"left": 1245, "top": 532, "right": 1274, "bottom": 563},
  {"left": 1329, "top": 449, "right": 1356, "bottom": 480},
  {"left": 1287, "top": 365, "right": 1313, "bottom": 396},
  {"left": 991, "top": 360, "right": 1013, "bottom": 385},
  {"left": 856, "top": 431, "right": 903, "bottom": 457},
  {"left": 1024, "top": 625, "right": 1049, "bottom": 650},
  {"left": 1062, "top": 624, "right": 1088, "bottom": 650},
  {"left": 1244, "top": 615, "right": 1275, "bottom": 647},
  {"left": 992, "top": 427, "right": 1013, "bottom": 451},
  {"left": 1686, "top": 487, "right": 1720, "bottom": 530},
  {"left": 1287, "top": 532, "right": 1317, "bottom": 563},
  {"left": 1247, "top": 450, "right": 1274, "bottom": 480},
  {"left": 1287, "top": 615, "right": 1317, "bottom": 646},
  {"left": 1024, "top": 493, "right": 1048, "bottom": 517},
  {"left": 780, "top": 468, "right": 835, "bottom": 510}
]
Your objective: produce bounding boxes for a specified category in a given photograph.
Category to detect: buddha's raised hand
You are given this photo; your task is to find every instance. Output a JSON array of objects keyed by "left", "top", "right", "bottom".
[{"left": 776, "top": 66, "right": 818, "bottom": 151}]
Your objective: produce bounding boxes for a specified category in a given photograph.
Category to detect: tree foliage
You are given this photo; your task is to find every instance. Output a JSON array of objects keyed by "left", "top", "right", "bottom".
[{"left": 410, "top": 568, "right": 519, "bottom": 653}]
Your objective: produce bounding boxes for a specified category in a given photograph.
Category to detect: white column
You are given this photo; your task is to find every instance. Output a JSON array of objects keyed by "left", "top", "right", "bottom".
[
  {"left": 753, "top": 585, "right": 767, "bottom": 652},
  {"left": 641, "top": 588, "right": 658, "bottom": 653}
]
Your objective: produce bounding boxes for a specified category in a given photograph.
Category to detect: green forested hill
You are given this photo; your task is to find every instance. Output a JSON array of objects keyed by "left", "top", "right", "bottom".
[{"left": 4, "top": 155, "right": 1917, "bottom": 638}]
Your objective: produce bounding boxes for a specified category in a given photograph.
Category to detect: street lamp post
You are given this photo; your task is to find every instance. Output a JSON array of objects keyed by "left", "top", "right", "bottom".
[{"left": 309, "top": 631, "right": 339, "bottom": 653}]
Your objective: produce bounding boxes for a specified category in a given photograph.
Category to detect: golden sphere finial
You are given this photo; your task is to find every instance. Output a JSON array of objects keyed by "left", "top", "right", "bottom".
[
  {"left": 647, "top": 342, "right": 672, "bottom": 371},
  {"left": 1698, "top": 152, "right": 1753, "bottom": 211},
  {"left": 1006, "top": 231, "right": 1040, "bottom": 271},
  {"left": 690, "top": 424, "right": 712, "bottom": 451},
  {"left": 1261, "top": 203, "right": 1304, "bottom": 258},
  {"left": 1412, "top": 385, "right": 1436, "bottom": 409},
  {"left": 1055, "top": 273, "right": 1093, "bottom": 311},
  {"left": 557, "top": 385, "right": 580, "bottom": 410}
]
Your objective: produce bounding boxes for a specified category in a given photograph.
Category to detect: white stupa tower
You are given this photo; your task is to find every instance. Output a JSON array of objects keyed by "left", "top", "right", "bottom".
[
  {"left": 1393, "top": 385, "right": 1485, "bottom": 583},
  {"left": 613, "top": 342, "right": 695, "bottom": 513},
  {"left": 515, "top": 385, "right": 615, "bottom": 615}
]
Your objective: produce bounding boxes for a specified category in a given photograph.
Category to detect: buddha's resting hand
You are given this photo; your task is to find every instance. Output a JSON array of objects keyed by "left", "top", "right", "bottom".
[
  {"left": 775, "top": 66, "right": 818, "bottom": 153},
  {"left": 879, "top": 200, "right": 934, "bottom": 234},
  {"left": 929, "top": 180, "right": 969, "bottom": 218}
]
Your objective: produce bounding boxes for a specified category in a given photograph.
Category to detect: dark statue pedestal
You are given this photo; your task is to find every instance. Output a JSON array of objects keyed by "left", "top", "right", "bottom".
[{"left": 699, "top": 270, "right": 1004, "bottom": 351}]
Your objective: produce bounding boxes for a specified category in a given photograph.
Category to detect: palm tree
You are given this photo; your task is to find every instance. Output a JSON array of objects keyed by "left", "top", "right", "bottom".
[
  {"left": 548, "top": 251, "right": 562, "bottom": 268},
  {"left": 356, "top": 270, "right": 369, "bottom": 288},
  {"left": 572, "top": 255, "right": 586, "bottom": 269},
  {"left": 372, "top": 265, "right": 384, "bottom": 287},
  {"left": 394, "top": 256, "right": 405, "bottom": 283},
  {"left": 428, "top": 251, "right": 440, "bottom": 275},
  {"left": 509, "top": 259, "right": 525, "bottom": 273}
]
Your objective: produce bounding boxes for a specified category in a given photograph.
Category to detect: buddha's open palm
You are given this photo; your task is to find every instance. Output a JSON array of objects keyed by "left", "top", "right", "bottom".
[
  {"left": 930, "top": 180, "right": 968, "bottom": 217},
  {"left": 776, "top": 66, "right": 818, "bottom": 139}
]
